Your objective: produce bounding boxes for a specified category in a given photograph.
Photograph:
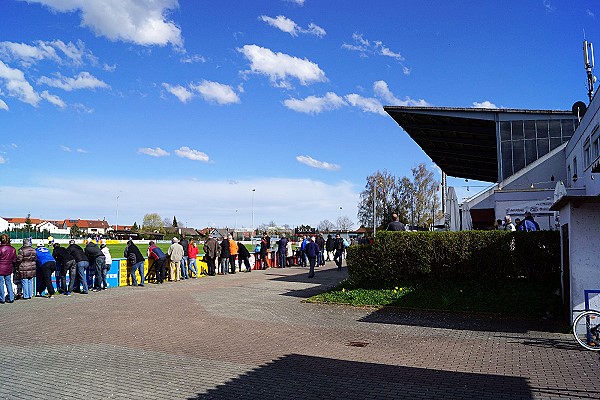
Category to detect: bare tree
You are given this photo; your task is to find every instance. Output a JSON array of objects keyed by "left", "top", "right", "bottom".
[
  {"left": 336, "top": 216, "right": 354, "bottom": 231},
  {"left": 357, "top": 164, "right": 441, "bottom": 229},
  {"left": 318, "top": 219, "right": 335, "bottom": 232}
]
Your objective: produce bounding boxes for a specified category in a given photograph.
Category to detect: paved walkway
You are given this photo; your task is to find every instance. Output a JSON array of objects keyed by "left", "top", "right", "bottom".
[{"left": 0, "top": 262, "right": 598, "bottom": 399}]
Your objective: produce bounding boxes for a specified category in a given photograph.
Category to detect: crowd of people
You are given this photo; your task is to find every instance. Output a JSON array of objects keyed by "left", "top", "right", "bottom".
[
  {"left": 495, "top": 212, "right": 541, "bottom": 232},
  {"left": 0, "top": 232, "right": 350, "bottom": 302}
]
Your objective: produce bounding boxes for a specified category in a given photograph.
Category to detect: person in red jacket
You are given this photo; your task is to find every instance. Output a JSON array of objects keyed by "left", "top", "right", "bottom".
[
  {"left": 0, "top": 234, "right": 16, "bottom": 303},
  {"left": 188, "top": 239, "right": 199, "bottom": 278}
]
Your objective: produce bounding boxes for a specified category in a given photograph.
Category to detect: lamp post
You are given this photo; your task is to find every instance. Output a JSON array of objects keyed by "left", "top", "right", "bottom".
[
  {"left": 251, "top": 189, "right": 256, "bottom": 241},
  {"left": 234, "top": 209, "right": 238, "bottom": 232},
  {"left": 116, "top": 194, "right": 120, "bottom": 231}
]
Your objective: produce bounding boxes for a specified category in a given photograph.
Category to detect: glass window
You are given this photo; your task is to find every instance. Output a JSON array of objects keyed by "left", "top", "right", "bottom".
[
  {"left": 525, "top": 139, "right": 537, "bottom": 165},
  {"left": 512, "top": 121, "right": 524, "bottom": 141},
  {"left": 501, "top": 141, "right": 513, "bottom": 178},
  {"left": 573, "top": 157, "right": 578, "bottom": 179},
  {"left": 524, "top": 121, "right": 536, "bottom": 140},
  {"left": 536, "top": 120, "right": 549, "bottom": 139},
  {"left": 549, "top": 120, "right": 562, "bottom": 138},
  {"left": 594, "top": 138, "right": 599, "bottom": 160},
  {"left": 561, "top": 119, "right": 575, "bottom": 140},
  {"left": 584, "top": 138, "right": 591, "bottom": 167},
  {"left": 537, "top": 138, "right": 549, "bottom": 157},
  {"left": 500, "top": 121, "right": 512, "bottom": 141},
  {"left": 550, "top": 137, "right": 563, "bottom": 151},
  {"left": 513, "top": 139, "right": 525, "bottom": 172}
]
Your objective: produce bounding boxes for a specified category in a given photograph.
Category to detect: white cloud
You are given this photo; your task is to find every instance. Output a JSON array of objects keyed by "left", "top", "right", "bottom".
[
  {"left": 372, "top": 80, "right": 429, "bottom": 106},
  {"left": 0, "top": 40, "right": 93, "bottom": 67},
  {"left": 180, "top": 54, "right": 206, "bottom": 64},
  {"left": 25, "top": 0, "right": 183, "bottom": 47},
  {"left": 283, "top": 92, "right": 346, "bottom": 114},
  {"left": 238, "top": 44, "right": 326, "bottom": 88},
  {"left": 0, "top": 176, "right": 359, "bottom": 228},
  {"left": 259, "top": 15, "right": 326, "bottom": 37},
  {"left": 0, "top": 60, "right": 40, "bottom": 106},
  {"left": 162, "top": 83, "right": 193, "bottom": 103},
  {"left": 73, "top": 103, "right": 94, "bottom": 113},
  {"left": 40, "top": 90, "right": 66, "bottom": 108},
  {"left": 190, "top": 80, "right": 240, "bottom": 105},
  {"left": 296, "top": 155, "right": 341, "bottom": 171},
  {"left": 0, "top": 156, "right": 6, "bottom": 164},
  {"left": 38, "top": 71, "right": 110, "bottom": 91},
  {"left": 76, "top": 148, "right": 88, "bottom": 153},
  {"left": 60, "top": 145, "right": 72, "bottom": 152},
  {"left": 174, "top": 146, "right": 210, "bottom": 162},
  {"left": 543, "top": 0, "right": 555, "bottom": 13},
  {"left": 0, "top": 98, "right": 8, "bottom": 111},
  {"left": 260, "top": 15, "right": 299, "bottom": 36},
  {"left": 472, "top": 101, "right": 498, "bottom": 109},
  {"left": 285, "top": 0, "right": 305, "bottom": 5},
  {"left": 587, "top": 9, "right": 595, "bottom": 18},
  {"left": 138, "top": 147, "right": 170, "bottom": 157},
  {"left": 307, "top": 23, "right": 326, "bottom": 37},
  {"left": 345, "top": 93, "right": 386, "bottom": 116},
  {"left": 343, "top": 33, "right": 405, "bottom": 61}
]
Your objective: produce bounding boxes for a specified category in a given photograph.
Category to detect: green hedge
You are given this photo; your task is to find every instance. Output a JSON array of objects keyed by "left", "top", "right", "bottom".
[{"left": 347, "top": 231, "right": 560, "bottom": 285}]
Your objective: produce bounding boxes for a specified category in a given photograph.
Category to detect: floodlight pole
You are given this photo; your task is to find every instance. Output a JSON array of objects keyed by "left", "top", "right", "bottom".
[
  {"left": 373, "top": 181, "right": 377, "bottom": 237},
  {"left": 251, "top": 189, "right": 256, "bottom": 240}
]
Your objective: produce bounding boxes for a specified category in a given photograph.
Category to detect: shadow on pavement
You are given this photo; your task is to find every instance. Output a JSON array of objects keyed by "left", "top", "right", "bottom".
[
  {"left": 265, "top": 267, "right": 347, "bottom": 299},
  {"left": 358, "top": 307, "right": 564, "bottom": 334},
  {"left": 189, "top": 353, "right": 533, "bottom": 400}
]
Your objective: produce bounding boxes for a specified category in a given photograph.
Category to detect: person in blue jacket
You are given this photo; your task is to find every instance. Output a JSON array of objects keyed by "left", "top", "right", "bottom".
[
  {"left": 305, "top": 236, "right": 320, "bottom": 279},
  {"left": 35, "top": 243, "right": 57, "bottom": 298}
]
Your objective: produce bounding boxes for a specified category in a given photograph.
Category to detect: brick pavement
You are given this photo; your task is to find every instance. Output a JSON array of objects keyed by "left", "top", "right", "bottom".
[{"left": 0, "top": 262, "right": 599, "bottom": 399}]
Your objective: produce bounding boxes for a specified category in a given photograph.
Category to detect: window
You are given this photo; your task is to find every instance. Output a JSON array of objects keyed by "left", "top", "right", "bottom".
[
  {"left": 573, "top": 157, "right": 578, "bottom": 181},
  {"left": 584, "top": 138, "right": 591, "bottom": 167}
]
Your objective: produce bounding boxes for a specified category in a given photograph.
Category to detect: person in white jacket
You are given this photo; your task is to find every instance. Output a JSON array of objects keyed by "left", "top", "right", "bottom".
[{"left": 100, "top": 243, "right": 112, "bottom": 290}]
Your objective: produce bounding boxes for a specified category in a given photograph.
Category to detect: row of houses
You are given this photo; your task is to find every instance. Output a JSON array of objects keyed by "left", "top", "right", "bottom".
[{"left": 0, "top": 217, "right": 126, "bottom": 237}]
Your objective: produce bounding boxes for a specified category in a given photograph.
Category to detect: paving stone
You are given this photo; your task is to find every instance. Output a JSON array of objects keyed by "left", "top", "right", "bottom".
[{"left": 0, "top": 262, "right": 598, "bottom": 399}]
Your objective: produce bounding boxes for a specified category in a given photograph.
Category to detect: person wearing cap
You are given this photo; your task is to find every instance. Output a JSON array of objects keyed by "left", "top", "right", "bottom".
[
  {"left": 15, "top": 238, "right": 37, "bottom": 300},
  {"left": 518, "top": 211, "right": 540, "bottom": 232},
  {"left": 0, "top": 234, "right": 16, "bottom": 304},
  {"left": 85, "top": 239, "right": 105, "bottom": 291},
  {"left": 53, "top": 243, "right": 76, "bottom": 295},
  {"left": 35, "top": 242, "right": 57, "bottom": 298},
  {"left": 67, "top": 239, "right": 89, "bottom": 294},
  {"left": 124, "top": 240, "right": 145, "bottom": 287},
  {"left": 167, "top": 237, "right": 184, "bottom": 281},
  {"left": 305, "top": 236, "right": 319, "bottom": 278},
  {"left": 148, "top": 241, "right": 167, "bottom": 284}
]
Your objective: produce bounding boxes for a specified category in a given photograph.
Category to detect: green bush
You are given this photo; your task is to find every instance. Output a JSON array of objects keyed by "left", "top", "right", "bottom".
[{"left": 347, "top": 230, "right": 560, "bottom": 285}]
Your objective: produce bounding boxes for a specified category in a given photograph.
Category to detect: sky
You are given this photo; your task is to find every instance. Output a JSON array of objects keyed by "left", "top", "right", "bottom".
[{"left": 0, "top": 0, "right": 599, "bottom": 230}]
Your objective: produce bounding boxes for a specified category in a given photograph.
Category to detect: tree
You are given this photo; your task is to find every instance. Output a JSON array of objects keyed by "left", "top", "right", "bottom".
[
  {"left": 172, "top": 216, "right": 178, "bottom": 227},
  {"left": 318, "top": 219, "right": 335, "bottom": 232},
  {"left": 132, "top": 222, "right": 139, "bottom": 232},
  {"left": 24, "top": 213, "right": 33, "bottom": 232},
  {"left": 70, "top": 224, "right": 81, "bottom": 238},
  {"left": 142, "top": 212, "right": 164, "bottom": 232},
  {"left": 357, "top": 164, "right": 441, "bottom": 229},
  {"left": 336, "top": 216, "right": 354, "bottom": 231}
]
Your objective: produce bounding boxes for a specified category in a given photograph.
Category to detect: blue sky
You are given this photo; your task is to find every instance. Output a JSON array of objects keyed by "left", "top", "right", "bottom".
[{"left": 0, "top": 0, "right": 598, "bottom": 229}]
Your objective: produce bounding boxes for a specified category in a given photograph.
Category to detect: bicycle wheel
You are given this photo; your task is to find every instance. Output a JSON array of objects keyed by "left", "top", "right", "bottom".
[{"left": 573, "top": 310, "right": 600, "bottom": 351}]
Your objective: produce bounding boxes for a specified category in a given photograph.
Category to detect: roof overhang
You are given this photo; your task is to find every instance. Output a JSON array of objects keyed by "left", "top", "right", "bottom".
[{"left": 384, "top": 106, "right": 575, "bottom": 183}]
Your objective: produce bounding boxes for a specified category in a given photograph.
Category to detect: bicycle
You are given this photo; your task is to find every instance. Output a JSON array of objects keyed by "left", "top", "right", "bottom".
[{"left": 572, "top": 309, "right": 600, "bottom": 351}]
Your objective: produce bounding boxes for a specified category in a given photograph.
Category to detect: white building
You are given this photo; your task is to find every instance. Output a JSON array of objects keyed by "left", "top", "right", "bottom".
[{"left": 551, "top": 89, "right": 600, "bottom": 322}]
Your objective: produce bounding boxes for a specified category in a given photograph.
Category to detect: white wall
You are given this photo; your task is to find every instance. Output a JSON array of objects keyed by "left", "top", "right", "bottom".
[
  {"left": 566, "top": 203, "right": 600, "bottom": 322},
  {"left": 0, "top": 217, "right": 7, "bottom": 232}
]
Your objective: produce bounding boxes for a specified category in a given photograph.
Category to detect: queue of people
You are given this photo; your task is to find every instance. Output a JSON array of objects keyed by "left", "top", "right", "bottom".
[{"left": 0, "top": 233, "right": 350, "bottom": 303}]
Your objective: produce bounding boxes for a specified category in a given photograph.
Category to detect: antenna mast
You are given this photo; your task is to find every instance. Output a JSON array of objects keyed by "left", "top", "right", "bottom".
[{"left": 584, "top": 40, "right": 597, "bottom": 103}]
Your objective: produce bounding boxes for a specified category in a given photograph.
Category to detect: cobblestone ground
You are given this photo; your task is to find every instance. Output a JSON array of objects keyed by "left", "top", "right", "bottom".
[{"left": 0, "top": 262, "right": 598, "bottom": 399}]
